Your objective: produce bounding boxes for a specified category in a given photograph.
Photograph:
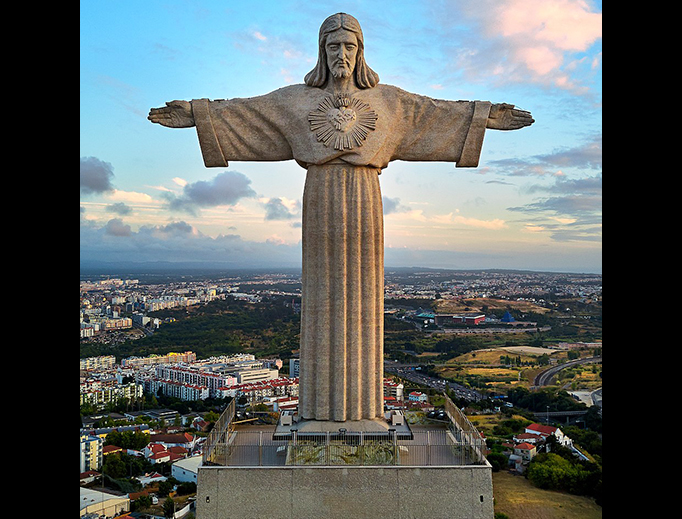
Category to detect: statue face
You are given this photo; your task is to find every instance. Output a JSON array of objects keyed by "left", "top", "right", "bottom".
[{"left": 325, "top": 29, "right": 358, "bottom": 79}]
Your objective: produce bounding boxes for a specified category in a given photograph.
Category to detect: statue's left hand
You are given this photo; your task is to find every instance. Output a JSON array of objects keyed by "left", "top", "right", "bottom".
[{"left": 486, "top": 103, "right": 534, "bottom": 130}]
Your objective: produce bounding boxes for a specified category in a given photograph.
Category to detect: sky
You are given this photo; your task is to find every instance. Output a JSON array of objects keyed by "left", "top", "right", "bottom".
[{"left": 80, "top": 0, "right": 602, "bottom": 274}]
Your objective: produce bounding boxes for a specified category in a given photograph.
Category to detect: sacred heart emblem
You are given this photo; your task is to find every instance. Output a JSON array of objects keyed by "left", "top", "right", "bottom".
[
  {"left": 327, "top": 107, "right": 357, "bottom": 132},
  {"left": 308, "top": 93, "right": 378, "bottom": 150}
]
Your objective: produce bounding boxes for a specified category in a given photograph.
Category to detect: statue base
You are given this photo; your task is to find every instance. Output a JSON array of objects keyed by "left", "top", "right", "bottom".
[{"left": 273, "top": 415, "right": 413, "bottom": 440}]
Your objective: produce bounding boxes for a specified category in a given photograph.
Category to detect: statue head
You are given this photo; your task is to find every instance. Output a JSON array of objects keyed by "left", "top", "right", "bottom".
[{"left": 304, "top": 13, "right": 380, "bottom": 89}]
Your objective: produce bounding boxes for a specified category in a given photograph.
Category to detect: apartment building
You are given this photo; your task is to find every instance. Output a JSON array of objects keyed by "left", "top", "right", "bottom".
[
  {"left": 80, "top": 355, "right": 116, "bottom": 371},
  {"left": 154, "top": 365, "right": 238, "bottom": 397},
  {"left": 80, "top": 382, "right": 144, "bottom": 408},
  {"left": 80, "top": 434, "right": 103, "bottom": 472},
  {"left": 121, "top": 351, "right": 197, "bottom": 368}
]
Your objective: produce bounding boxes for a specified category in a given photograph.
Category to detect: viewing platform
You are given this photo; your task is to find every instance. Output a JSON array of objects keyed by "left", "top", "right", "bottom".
[
  {"left": 197, "top": 395, "right": 494, "bottom": 518},
  {"left": 202, "top": 395, "right": 489, "bottom": 468}
]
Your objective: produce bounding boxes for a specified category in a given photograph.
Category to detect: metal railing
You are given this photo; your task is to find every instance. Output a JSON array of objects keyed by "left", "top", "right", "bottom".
[
  {"left": 443, "top": 393, "right": 489, "bottom": 461},
  {"left": 202, "top": 394, "right": 488, "bottom": 467},
  {"left": 204, "top": 428, "right": 485, "bottom": 467},
  {"left": 202, "top": 398, "right": 236, "bottom": 466}
]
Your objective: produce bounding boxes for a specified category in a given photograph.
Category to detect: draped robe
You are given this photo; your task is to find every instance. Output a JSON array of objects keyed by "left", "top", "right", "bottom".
[{"left": 190, "top": 84, "right": 491, "bottom": 422}]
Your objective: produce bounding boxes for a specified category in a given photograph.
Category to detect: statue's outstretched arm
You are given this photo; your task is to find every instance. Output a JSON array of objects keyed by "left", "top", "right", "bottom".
[
  {"left": 148, "top": 100, "right": 195, "bottom": 128},
  {"left": 486, "top": 103, "right": 534, "bottom": 130}
]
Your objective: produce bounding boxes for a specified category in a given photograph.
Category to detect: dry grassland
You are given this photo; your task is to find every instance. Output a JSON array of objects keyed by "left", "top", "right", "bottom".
[
  {"left": 434, "top": 297, "right": 551, "bottom": 315},
  {"left": 493, "top": 470, "right": 602, "bottom": 519}
]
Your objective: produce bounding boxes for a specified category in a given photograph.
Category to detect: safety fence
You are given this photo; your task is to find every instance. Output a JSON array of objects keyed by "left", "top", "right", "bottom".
[{"left": 203, "top": 394, "right": 487, "bottom": 467}]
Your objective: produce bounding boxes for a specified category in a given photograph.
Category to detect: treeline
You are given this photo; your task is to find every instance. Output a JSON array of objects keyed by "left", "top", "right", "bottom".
[{"left": 80, "top": 296, "right": 301, "bottom": 361}]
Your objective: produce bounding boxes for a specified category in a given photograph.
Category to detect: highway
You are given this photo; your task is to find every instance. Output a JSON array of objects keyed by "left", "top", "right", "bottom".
[
  {"left": 385, "top": 363, "right": 483, "bottom": 401},
  {"left": 533, "top": 356, "right": 601, "bottom": 387}
]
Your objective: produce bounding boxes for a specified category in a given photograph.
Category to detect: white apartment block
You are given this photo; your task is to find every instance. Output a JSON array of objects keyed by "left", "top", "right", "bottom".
[
  {"left": 215, "top": 377, "right": 299, "bottom": 403},
  {"left": 80, "top": 355, "right": 116, "bottom": 371},
  {"left": 154, "top": 365, "right": 238, "bottom": 398},
  {"left": 80, "top": 382, "right": 144, "bottom": 408},
  {"left": 234, "top": 368, "right": 279, "bottom": 384},
  {"left": 383, "top": 379, "right": 404, "bottom": 401}
]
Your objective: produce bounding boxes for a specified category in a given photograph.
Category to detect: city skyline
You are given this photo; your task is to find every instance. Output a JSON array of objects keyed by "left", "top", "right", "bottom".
[{"left": 80, "top": 0, "right": 602, "bottom": 274}]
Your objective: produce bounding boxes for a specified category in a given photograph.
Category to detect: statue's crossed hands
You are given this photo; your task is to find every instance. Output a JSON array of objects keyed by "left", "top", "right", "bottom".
[
  {"left": 148, "top": 100, "right": 195, "bottom": 128},
  {"left": 487, "top": 103, "right": 534, "bottom": 130}
]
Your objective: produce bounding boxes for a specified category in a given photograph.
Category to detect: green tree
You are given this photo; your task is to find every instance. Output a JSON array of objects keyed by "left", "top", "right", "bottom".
[
  {"left": 132, "top": 495, "right": 152, "bottom": 511},
  {"left": 177, "top": 481, "right": 197, "bottom": 495},
  {"left": 486, "top": 452, "right": 508, "bottom": 472},
  {"left": 163, "top": 497, "right": 176, "bottom": 518},
  {"left": 101, "top": 453, "right": 126, "bottom": 479},
  {"left": 204, "top": 411, "right": 220, "bottom": 423},
  {"left": 158, "top": 479, "right": 174, "bottom": 497}
]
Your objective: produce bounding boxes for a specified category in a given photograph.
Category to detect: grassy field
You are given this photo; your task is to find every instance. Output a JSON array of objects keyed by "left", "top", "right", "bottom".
[
  {"left": 434, "top": 297, "right": 551, "bottom": 315},
  {"left": 435, "top": 345, "right": 597, "bottom": 391},
  {"left": 467, "top": 413, "right": 531, "bottom": 437},
  {"left": 493, "top": 470, "right": 602, "bottom": 519}
]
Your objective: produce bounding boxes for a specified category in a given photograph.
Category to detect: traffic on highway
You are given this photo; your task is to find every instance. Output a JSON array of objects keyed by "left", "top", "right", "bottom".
[{"left": 384, "top": 363, "right": 483, "bottom": 402}]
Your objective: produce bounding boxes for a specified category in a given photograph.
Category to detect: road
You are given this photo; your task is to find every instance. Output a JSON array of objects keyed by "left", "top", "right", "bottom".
[
  {"left": 533, "top": 356, "right": 601, "bottom": 387},
  {"left": 384, "top": 363, "right": 483, "bottom": 401}
]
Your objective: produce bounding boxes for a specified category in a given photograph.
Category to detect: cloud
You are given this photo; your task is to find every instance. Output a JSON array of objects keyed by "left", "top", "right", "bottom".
[
  {"left": 533, "top": 135, "right": 602, "bottom": 170},
  {"left": 383, "top": 196, "right": 410, "bottom": 215},
  {"left": 489, "top": 135, "right": 602, "bottom": 176},
  {"left": 438, "top": 0, "right": 601, "bottom": 93},
  {"left": 510, "top": 194, "right": 601, "bottom": 217},
  {"left": 104, "top": 218, "right": 132, "bottom": 237},
  {"left": 105, "top": 202, "right": 132, "bottom": 216},
  {"left": 430, "top": 212, "right": 508, "bottom": 230},
  {"left": 525, "top": 174, "right": 602, "bottom": 196},
  {"left": 263, "top": 197, "right": 301, "bottom": 221},
  {"left": 80, "top": 218, "right": 302, "bottom": 268},
  {"left": 148, "top": 221, "right": 196, "bottom": 237},
  {"left": 165, "top": 170, "right": 257, "bottom": 214},
  {"left": 108, "top": 190, "right": 155, "bottom": 203},
  {"left": 80, "top": 156, "right": 115, "bottom": 195},
  {"left": 507, "top": 171, "right": 601, "bottom": 243}
]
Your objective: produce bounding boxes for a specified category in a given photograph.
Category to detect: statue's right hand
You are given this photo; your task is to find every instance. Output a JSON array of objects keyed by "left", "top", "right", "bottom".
[{"left": 148, "top": 100, "right": 195, "bottom": 128}]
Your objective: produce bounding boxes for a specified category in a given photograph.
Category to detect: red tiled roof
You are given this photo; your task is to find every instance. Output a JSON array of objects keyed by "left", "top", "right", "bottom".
[
  {"left": 150, "top": 432, "right": 194, "bottom": 444},
  {"left": 149, "top": 451, "right": 171, "bottom": 460},
  {"left": 527, "top": 423, "right": 557, "bottom": 435}
]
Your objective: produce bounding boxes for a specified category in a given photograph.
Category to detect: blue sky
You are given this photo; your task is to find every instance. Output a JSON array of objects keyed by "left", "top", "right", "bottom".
[{"left": 80, "top": 0, "right": 602, "bottom": 273}]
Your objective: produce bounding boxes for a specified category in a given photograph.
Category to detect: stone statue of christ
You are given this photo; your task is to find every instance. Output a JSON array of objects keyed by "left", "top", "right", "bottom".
[{"left": 149, "top": 13, "right": 533, "bottom": 424}]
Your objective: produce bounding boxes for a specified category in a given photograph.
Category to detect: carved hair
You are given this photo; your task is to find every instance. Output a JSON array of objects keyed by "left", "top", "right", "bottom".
[{"left": 304, "top": 13, "right": 380, "bottom": 89}]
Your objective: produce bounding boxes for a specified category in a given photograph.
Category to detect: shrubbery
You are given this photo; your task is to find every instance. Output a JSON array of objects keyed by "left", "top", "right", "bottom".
[{"left": 526, "top": 452, "right": 602, "bottom": 504}]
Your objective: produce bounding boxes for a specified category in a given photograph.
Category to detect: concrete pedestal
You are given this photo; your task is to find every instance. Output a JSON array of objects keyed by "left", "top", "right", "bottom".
[{"left": 197, "top": 464, "right": 494, "bottom": 519}]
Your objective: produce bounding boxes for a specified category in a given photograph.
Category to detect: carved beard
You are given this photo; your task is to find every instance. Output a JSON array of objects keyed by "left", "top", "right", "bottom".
[{"left": 331, "top": 61, "right": 352, "bottom": 79}]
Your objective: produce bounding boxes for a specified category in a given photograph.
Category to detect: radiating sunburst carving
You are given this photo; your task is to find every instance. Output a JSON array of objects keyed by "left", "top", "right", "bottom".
[{"left": 308, "top": 93, "right": 378, "bottom": 151}]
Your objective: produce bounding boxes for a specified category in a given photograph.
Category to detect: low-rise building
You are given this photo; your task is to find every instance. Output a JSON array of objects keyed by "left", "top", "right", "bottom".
[
  {"left": 408, "top": 391, "right": 428, "bottom": 403},
  {"left": 513, "top": 442, "right": 537, "bottom": 462},
  {"left": 80, "top": 488, "right": 129, "bottom": 518},
  {"left": 172, "top": 455, "right": 203, "bottom": 484},
  {"left": 525, "top": 423, "right": 572, "bottom": 447}
]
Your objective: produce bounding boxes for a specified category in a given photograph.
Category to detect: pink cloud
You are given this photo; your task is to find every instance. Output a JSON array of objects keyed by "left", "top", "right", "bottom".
[
  {"left": 496, "top": 0, "right": 602, "bottom": 52},
  {"left": 453, "top": 0, "right": 601, "bottom": 91}
]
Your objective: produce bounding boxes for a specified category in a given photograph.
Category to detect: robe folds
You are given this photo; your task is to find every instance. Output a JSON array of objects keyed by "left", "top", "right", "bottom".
[{"left": 190, "top": 84, "right": 491, "bottom": 421}]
